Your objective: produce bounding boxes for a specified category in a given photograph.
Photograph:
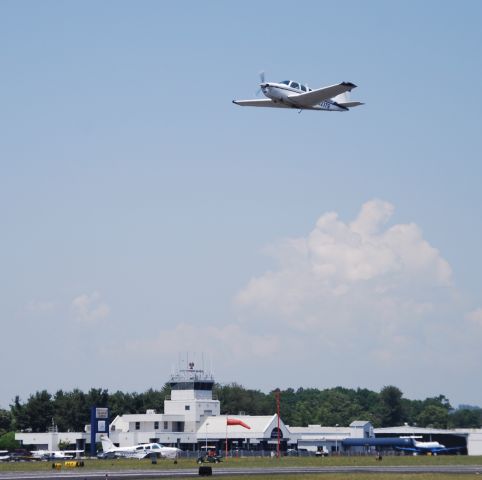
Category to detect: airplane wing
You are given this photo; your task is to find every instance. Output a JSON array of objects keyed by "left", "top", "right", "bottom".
[
  {"left": 288, "top": 82, "right": 357, "bottom": 107},
  {"left": 436, "top": 446, "right": 465, "bottom": 452},
  {"left": 232, "top": 99, "right": 291, "bottom": 108},
  {"left": 395, "top": 447, "right": 418, "bottom": 453},
  {"left": 396, "top": 446, "right": 464, "bottom": 454}
]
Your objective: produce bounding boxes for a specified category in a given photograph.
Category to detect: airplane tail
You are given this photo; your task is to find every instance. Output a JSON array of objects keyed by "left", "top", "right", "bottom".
[
  {"left": 332, "top": 91, "right": 364, "bottom": 108},
  {"left": 100, "top": 435, "right": 115, "bottom": 452}
]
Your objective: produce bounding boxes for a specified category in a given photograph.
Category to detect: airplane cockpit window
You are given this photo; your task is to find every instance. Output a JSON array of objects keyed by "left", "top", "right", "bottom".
[
  {"left": 152, "top": 445, "right": 160, "bottom": 450},
  {"left": 300, "top": 85, "right": 307, "bottom": 92},
  {"left": 290, "top": 81, "right": 299, "bottom": 89},
  {"left": 281, "top": 80, "right": 290, "bottom": 85}
]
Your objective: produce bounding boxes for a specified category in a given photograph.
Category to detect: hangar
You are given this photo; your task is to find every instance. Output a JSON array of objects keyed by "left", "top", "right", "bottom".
[
  {"left": 287, "top": 421, "right": 373, "bottom": 454},
  {"left": 374, "top": 426, "right": 472, "bottom": 455}
]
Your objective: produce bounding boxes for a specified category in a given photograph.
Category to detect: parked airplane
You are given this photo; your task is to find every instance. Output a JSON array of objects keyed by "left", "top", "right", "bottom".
[
  {"left": 342, "top": 436, "right": 464, "bottom": 455},
  {"left": 233, "top": 72, "right": 363, "bottom": 112},
  {"left": 30, "top": 449, "right": 84, "bottom": 460},
  {"left": 0, "top": 450, "right": 10, "bottom": 461},
  {"left": 396, "top": 437, "right": 464, "bottom": 455},
  {"left": 100, "top": 435, "right": 181, "bottom": 460}
]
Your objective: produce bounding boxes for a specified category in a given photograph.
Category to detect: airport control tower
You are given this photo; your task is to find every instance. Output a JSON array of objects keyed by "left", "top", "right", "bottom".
[{"left": 163, "top": 360, "right": 220, "bottom": 433}]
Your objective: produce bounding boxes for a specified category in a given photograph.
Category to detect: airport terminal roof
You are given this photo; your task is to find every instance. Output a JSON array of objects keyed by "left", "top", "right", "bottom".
[
  {"left": 111, "top": 413, "right": 163, "bottom": 422},
  {"left": 350, "top": 421, "right": 371, "bottom": 427},
  {"left": 288, "top": 425, "right": 351, "bottom": 434},
  {"left": 375, "top": 426, "right": 465, "bottom": 435}
]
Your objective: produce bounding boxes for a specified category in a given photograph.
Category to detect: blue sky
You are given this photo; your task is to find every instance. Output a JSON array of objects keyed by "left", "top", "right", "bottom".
[{"left": 1, "top": 1, "right": 482, "bottom": 409}]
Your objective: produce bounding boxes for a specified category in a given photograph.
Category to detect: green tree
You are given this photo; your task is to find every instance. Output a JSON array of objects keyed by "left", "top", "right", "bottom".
[
  {"left": 10, "top": 396, "right": 29, "bottom": 431},
  {"left": 0, "top": 409, "right": 12, "bottom": 433},
  {"left": 0, "top": 431, "right": 19, "bottom": 450},
  {"left": 52, "top": 389, "right": 89, "bottom": 431},
  {"left": 448, "top": 408, "right": 482, "bottom": 428},
  {"left": 215, "top": 383, "right": 271, "bottom": 416},
  {"left": 23, "top": 390, "right": 54, "bottom": 432},
  {"left": 417, "top": 404, "right": 449, "bottom": 428},
  {"left": 379, "top": 385, "right": 404, "bottom": 427}
]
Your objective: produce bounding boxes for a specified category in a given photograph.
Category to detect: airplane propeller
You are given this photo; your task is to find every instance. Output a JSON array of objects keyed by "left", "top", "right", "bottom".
[{"left": 256, "top": 70, "right": 267, "bottom": 96}]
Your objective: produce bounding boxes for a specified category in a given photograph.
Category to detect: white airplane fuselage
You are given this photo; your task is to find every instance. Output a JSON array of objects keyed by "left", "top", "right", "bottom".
[
  {"left": 414, "top": 440, "right": 445, "bottom": 450},
  {"left": 31, "top": 450, "right": 77, "bottom": 460},
  {"left": 261, "top": 82, "right": 346, "bottom": 111},
  {"left": 100, "top": 436, "right": 181, "bottom": 460}
]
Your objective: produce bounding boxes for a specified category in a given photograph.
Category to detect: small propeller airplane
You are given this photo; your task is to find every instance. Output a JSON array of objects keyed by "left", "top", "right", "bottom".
[
  {"left": 99, "top": 435, "right": 181, "bottom": 460},
  {"left": 396, "top": 437, "right": 464, "bottom": 455},
  {"left": 0, "top": 450, "right": 10, "bottom": 462},
  {"left": 233, "top": 72, "right": 363, "bottom": 112},
  {"left": 30, "top": 449, "right": 84, "bottom": 460}
]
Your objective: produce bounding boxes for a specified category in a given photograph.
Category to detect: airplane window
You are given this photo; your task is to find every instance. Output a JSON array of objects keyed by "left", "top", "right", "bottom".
[
  {"left": 281, "top": 80, "right": 290, "bottom": 85},
  {"left": 152, "top": 445, "right": 160, "bottom": 449},
  {"left": 301, "top": 85, "right": 307, "bottom": 92},
  {"left": 290, "top": 82, "right": 299, "bottom": 89}
]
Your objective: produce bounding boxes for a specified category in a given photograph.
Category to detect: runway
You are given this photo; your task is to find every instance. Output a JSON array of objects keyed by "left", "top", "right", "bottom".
[{"left": 1, "top": 464, "right": 482, "bottom": 480}]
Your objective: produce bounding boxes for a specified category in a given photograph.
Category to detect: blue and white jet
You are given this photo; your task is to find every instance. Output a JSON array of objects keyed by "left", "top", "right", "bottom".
[{"left": 233, "top": 73, "right": 363, "bottom": 112}]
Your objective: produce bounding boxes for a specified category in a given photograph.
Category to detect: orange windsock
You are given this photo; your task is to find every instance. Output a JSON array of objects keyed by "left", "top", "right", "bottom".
[{"left": 226, "top": 418, "right": 251, "bottom": 429}]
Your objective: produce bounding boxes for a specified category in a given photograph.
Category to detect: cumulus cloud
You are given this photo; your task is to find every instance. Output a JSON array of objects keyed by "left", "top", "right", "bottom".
[
  {"left": 235, "top": 199, "right": 453, "bottom": 346},
  {"left": 83, "top": 201, "right": 482, "bottom": 402},
  {"left": 71, "top": 292, "right": 110, "bottom": 324}
]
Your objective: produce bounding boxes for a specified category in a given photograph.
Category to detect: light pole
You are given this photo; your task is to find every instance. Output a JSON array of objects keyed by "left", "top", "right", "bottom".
[
  {"left": 335, "top": 424, "right": 339, "bottom": 454},
  {"left": 205, "top": 422, "right": 209, "bottom": 452}
]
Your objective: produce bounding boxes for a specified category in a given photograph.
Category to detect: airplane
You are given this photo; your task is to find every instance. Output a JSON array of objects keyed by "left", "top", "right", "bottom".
[
  {"left": 30, "top": 449, "right": 84, "bottom": 460},
  {"left": 342, "top": 436, "right": 464, "bottom": 455},
  {"left": 100, "top": 435, "right": 182, "bottom": 460},
  {"left": 0, "top": 450, "right": 10, "bottom": 461},
  {"left": 396, "top": 437, "right": 464, "bottom": 455},
  {"left": 233, "top": 72, "right": 363, "bottom": 112}
]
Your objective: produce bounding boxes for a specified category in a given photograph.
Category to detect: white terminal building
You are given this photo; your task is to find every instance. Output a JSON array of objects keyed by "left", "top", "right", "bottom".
[{"left": 15, "top": 363, "right": 482, "bottom": 455}]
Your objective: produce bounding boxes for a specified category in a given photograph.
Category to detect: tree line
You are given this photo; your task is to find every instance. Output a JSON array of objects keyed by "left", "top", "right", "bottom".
[{"left": 0, "top": 384, "right": 481, "bottom": 444}]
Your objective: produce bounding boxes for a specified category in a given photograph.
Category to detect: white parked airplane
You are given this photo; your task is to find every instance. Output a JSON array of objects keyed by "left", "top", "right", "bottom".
[
  {"left": 233, "top": 73, "right": 363, "bottom": 111},
  {"left": 30, "top": 449, "right": 84, "bottom": 460},
  {"left": 100, "top": 435, "right": 181, "bottom": 460},
  {"left": 0, "top": 450, "right": 10, "bottom": 461}
]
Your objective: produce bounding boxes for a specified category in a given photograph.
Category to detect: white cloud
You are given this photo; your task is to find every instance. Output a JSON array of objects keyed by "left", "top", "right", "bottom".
[
  {"left": 80, "top": 200, "right": 481, "bottom": 403},
  {"left": 212, "top": 199, "right": 482, "bottom": 400},
  {"left": 236, "top": 200, "right": 452, "bottom": 323},
  {"left": 71, "top": 292, "right": 110, "bottom": 324}
]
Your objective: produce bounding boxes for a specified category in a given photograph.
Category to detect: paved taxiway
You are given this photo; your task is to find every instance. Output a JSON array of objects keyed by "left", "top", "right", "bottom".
[{"left": 1, "top": 465, "right": 482, "bottom": 480}]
